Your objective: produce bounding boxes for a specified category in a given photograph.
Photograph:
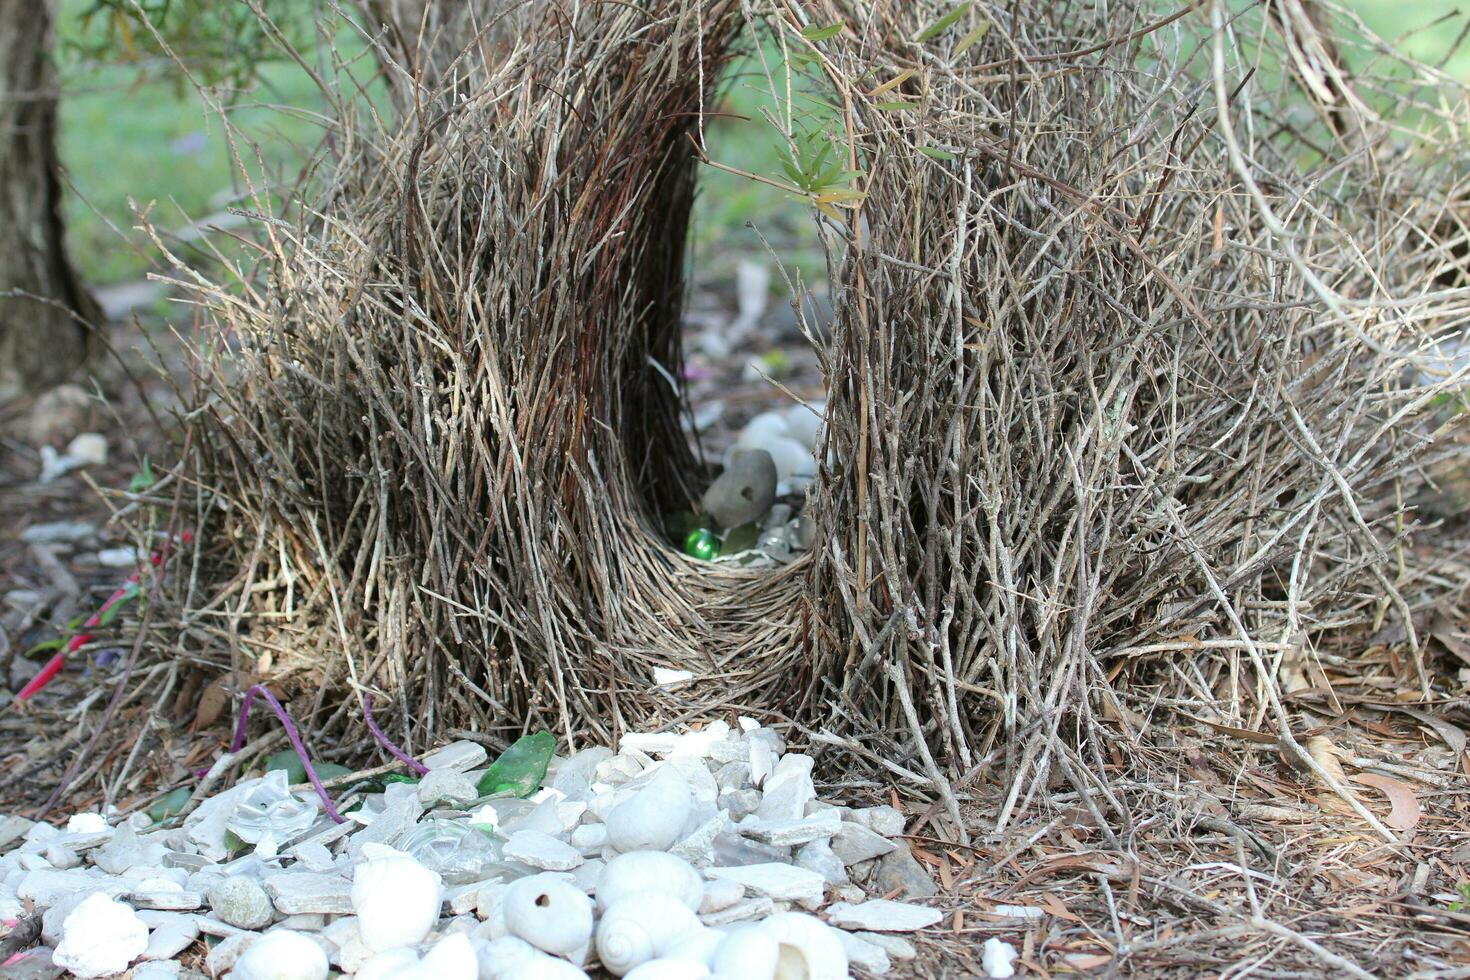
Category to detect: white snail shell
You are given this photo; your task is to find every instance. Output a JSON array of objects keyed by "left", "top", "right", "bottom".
[
  {"left": 622, "top": 959, "right": 713, "bottom": 980},
  {"left": 596, "top": 851, "right": 703, "bottom": 911},
  {"left": 711, "top": 925, "right": 779, "bottom": 979},
  {"left": 502, "top": 873, "right": 593, "bottom": 960},
  {"left": 595, "top": 890, "right": 700, "bottom": 977},
  {"left": 476, "top": 936, "right": 591, "bottom": 980},
  {"left": 761, "top": 912, "right": 848, "bottom": 980},
  {"left": 659, "top": 926, "right": 724, "bottom": 966},
  {"left": 603, "top": 767, "right": 694, "bottom": 853}
]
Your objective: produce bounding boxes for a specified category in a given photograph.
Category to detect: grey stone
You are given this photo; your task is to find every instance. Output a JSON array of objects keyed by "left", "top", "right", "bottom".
[
  {"left": 836, "top": 930, "right": 891, "bottom": 976},
  {"left": 131, "top": 962, "right": 185, "bottom": 980},
  {"left": 129, "top": 887, "right": 202, "bottom": 911},
  {"left": 569, "top": 823, "right": 607, "bottom": 856},
  {"left": 873, "top": 840, "right": 938, "bottom": 899},
  {"left": 0, "top": 815, "right": 35, "bottom": 851},
  {"left": 831, "top": 822, "right": 897, "bottom": 866},
  {"left": 417, "top": 768, "right": 481, "bottom": 808},
  {"left": 93, "top": 824, "right": 164, "bottom": 874},
  {"left": 421, "top": 740, "right": 489, "bottom": 773},
  {"left": 140, "top": 911, "right": 200, "bottom": 960},
  {"left": 848, "top": 805, "right": 905, "bottom": 837},
  {"left": 17, "top": 854, "right": 49, "bottom": 871},
  {"left": 260, "top": 871, "right": 354, "bottom": 915},
  {"left": 700, "top": 449, "right": 777, "bottom": 529},
  {"left": 161, "top": 851, "right": 210, "bottom": 872},
  {"left": 795, "top": 839, "right": 848, "bottom": 886},
  {"left": 446, "top": 882, "right": 484, "bottom": 916},
  {"left": 714, "top": 762, "right": 752, "bottom": 791},
  {"left": 290, "top": 840, "right": 336, "bottom": 873},
  {"left": 739, "top": 809, "right": 841, "bottom": 847},
  {"left": 719, "top": 788, "right": 762, "bottom": 822},
  {"left": 0, "top": 946, "right": 64, "bottom": 980},
  {"left": 551, "top": 746, "right": 614, "bottom": 802},
  {"left": 699, "top": 895, "right": 774, "bottom": 926},
  {"left": 205, "top": 931, "right": 257, "bottom": 975},
  {"left": 827, "top": 899, "right": 941, "bottom": 932},
  {"left": 699, "top": 879, "right": 745, "bottom": 914},
  {"left": 17, "top": 868, "right": 119, "bottom": 908},
  {"left": 501, "top": 830, "right": 582, "bottom": 871},
  {"left": 755, "top": 754, "right": 815, "bottom": 822},
  {"left": 669, "top": 815, "right": 725, "bottom": 866},
  {"left": 856, "top": 932, "right": 917, "bottom": 960},
  {"left": 40, "top": 846, "right": 78, "bottom": 870},
  {"left": 277, "top": 912, "right": 326, "bottom": 931},
  {"left": 19, "top": 522, "right": 95, "bottom": 545},
  {"left": 706, "top": 863, "right": 824, "bottom": 905}
]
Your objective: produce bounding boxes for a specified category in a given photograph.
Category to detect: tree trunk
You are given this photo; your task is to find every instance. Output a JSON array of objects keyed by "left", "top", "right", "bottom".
[{"left": 0, "top": 0, "right": 94, "bottom": 400}]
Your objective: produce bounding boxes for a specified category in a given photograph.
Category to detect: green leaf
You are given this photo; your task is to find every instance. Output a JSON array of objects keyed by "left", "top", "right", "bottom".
[
  {"left": 96, "top": 581, "right": 141, "bottom": 627},
  {"left": 916, "top": 2, "right": 972, "bottom": 43},
  {"left": 799, "top": 22, "right": 845, "bottom": 42},
  {"left": 919, "top": 146, "right": 957, "bottom": 161},
  {"left": 128, "top": 456, "right": 155, "bottom": 493},
  {"left": 25, "top": 638, "right": 66, "bottom": 657},
  {"left": 148, "top": 787, "right": 192, "bottom": 823},
  {"left": 476, "top": 731, "right": 556, "bottom": 798},
  {"left": 264, "top": 749, "right": 307, "bottom": 785},
  {"left": 953, "top": 19, "right": 991, "bottom": 55},
  {"left": 876, "top": 100, "right": 918, "bottom": 111}
]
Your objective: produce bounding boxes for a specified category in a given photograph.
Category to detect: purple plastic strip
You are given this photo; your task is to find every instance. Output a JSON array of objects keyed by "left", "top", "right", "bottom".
[
  {"left": 361, "top": 693, "right": 429, "bottom": 775},
  {"left": 229, "top": 684, "right": 345, "bottom": 823}
]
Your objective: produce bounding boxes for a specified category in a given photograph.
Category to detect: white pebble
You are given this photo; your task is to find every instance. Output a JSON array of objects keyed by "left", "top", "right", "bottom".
[
  {"left": 351, "top": 851, "right": 443, "bottom": 951},
  {"left": 52, "top": 893, "right": 148, "bottom": 978},
  {"left": 231, "top": 930, "right": 329, "bottom": 980},
  {"left": 983, "top": 936, "right": 1019, "bottom": 978}
]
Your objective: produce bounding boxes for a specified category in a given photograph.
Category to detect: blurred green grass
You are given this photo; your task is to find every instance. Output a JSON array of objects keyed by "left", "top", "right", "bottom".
[{"left": 54, "top": 1, "right": 1470, "bottom": 289}]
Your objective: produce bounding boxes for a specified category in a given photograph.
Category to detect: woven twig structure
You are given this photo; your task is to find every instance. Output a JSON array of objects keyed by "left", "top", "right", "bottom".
[{"left": 174, "top": 0, "right": 1468, "bottom": 827}]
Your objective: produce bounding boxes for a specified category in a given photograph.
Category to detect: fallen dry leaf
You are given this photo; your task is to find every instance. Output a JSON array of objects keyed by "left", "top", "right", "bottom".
[
  {"left": 1352, "top": 772, "right": 1423, "bottom": 831},
  {"left": 1303, "top": 734, "right": 1357, "bottom": 815}
]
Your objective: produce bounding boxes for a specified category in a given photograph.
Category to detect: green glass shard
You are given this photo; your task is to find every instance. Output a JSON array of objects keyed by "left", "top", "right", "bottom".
[
  {"left": 476, "top": 731, "right": 556, "bottom": 798},
  {"left": 722, "top": 522, "right": 760, "bottom": 555}
]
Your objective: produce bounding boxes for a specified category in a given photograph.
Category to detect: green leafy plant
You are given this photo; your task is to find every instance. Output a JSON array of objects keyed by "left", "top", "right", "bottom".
[{"left": 1449, "top": 882, "right": 1470, "bottom": 911}]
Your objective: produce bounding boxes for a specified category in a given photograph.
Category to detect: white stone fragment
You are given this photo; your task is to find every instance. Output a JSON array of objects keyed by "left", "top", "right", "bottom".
[
  {"left": 52, "top": 893, "right": 148, "bottom": 978},
  {"left": 826, "top": 899, "right": 942, "bottom": 932},
  {"left": 421, "top": 739, "right": 490, "bottom": 773},
  {"left": 836, "top": 929, "right": 891, "bottom": 975},
  {"left": 739, "top": 808, "right": 841, "bottom": 846},
  {"left": 652, "top": 667, "right": 694, "bottom": 687},
  {"left": 66, "top": 812, "right": 109, "bottom": 834},
  {"left": 502, "top": 829, "right": 583, "bottom": 871},
  {"left": 755, "top": 754, "right": 815, "bottom": 822},
  {"left": 705, "top": 863, "right": 825, "bottom": 905}
]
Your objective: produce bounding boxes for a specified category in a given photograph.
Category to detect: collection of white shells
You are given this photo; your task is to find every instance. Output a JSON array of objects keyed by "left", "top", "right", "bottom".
[{"left": 0, "top": 719, "right": 1022, "bottom": 979}]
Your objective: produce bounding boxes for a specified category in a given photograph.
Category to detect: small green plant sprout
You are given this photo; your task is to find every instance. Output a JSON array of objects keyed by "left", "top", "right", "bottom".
[
  {"left": 777, "top": 128, "right": 865, "bottom": 221},
  {"left": 1449, "top": 882, "right": 1470, "bottom": 911}
]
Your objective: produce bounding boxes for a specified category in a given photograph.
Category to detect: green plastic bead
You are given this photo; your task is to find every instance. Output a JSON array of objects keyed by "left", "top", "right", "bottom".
[{"left": 684, "top": 527, "right": 720, "bottom": 560}]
